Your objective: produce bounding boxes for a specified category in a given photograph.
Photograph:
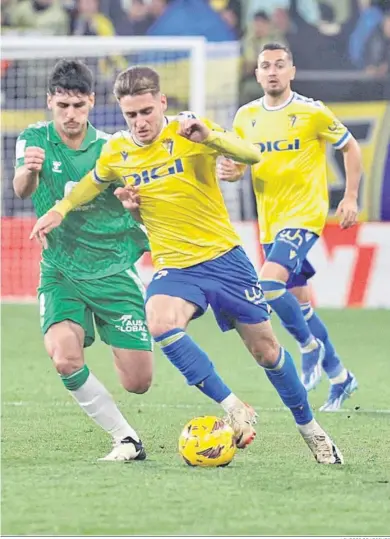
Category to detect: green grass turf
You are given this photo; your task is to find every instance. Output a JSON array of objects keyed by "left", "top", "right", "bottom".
[{"left": 1, "top": 305, "right": 390, "bottom": 535}]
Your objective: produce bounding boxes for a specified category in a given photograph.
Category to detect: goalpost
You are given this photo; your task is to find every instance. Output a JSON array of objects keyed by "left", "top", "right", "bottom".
[{"left": 1, "top": 36, "right": 240, "bottom": 302}]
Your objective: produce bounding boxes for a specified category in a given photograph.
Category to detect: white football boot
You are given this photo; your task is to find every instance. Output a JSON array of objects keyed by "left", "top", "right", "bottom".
[
  {"left": 224, "top": 403, "right": 257, "bottom": 449},
  {"left": 298, "top": 420, "right": 344, "bottom": 464},
  {"left": 98, "top": 436, "right": 146, "bottom": 462}
]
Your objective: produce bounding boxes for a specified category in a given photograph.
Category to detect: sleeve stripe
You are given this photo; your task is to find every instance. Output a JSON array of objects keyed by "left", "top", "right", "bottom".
[
  {"left": 93, "top": 169, "right": 108, "bottom": 184},
  {"left": 333, "top": 131, "right": 351, "bottom": 149}
]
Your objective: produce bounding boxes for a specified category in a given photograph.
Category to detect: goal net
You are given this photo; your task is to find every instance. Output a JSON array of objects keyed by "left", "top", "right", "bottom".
[{"left": 1, "top": 36, "right": 240, "bottom": 301}]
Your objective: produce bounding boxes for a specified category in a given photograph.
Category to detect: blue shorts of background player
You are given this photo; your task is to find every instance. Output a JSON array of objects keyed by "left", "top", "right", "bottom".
[
  {"left": 146, "top": 246, "right": 269, "bottom": 331},
  {"left": 262, "top": 228, "right": 318, "bottom": 289}
]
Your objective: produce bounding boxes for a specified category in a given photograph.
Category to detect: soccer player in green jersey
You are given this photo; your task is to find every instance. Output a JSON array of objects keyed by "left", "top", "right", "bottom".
[{"left": 13, "top": 60, "right": 153, "bottom": 462}]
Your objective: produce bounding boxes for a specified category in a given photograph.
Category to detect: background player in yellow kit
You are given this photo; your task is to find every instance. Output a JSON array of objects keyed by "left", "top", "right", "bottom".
[
  {"left": 218, "top": 43, "right": 362, "bottom": 411},
  {"left": 31, "top": 66, "right": 344, "bottom": 463}
]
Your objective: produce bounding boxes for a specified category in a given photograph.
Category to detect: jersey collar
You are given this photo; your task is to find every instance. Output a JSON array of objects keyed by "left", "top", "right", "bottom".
[
  {"left": 262, "top": 92, "right": 295, "bottom": 111},
  {"left": 47, "top": 121, "right": 98, "bottom": 150}
]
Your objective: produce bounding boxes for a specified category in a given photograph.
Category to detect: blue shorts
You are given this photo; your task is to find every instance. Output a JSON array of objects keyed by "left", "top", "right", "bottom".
[
  {"left": 263, "top": 228, "right": 319, "bottom": 289},
  {"left": 145, "top": 246, "right": 269, "bottom": 332}
]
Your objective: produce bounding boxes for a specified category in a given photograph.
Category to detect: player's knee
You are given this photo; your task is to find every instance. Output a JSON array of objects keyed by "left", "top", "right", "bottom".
[
  {"left": 146, "top": 296, "right": 194, "bottom": 339},
  {"left": 46, "top": 336, "right": 83, "bottom": 375},
  {"left": 260, "top": 261, "right": 289, "bottom": 282},
  {"left": 122, "top": 374, "right": 152, "bottom": 394},
  {"left": 52, "top": 352, "right": 84, "bottom": 376},
  {"left": 249, "top": 335, "right": 280, "bottom": 368},
  {"left": 45, "top": 322, "right": 84, "bottom": 375},
  {"left": 146, "top": 310, "right": 182, "bottom": 339}
]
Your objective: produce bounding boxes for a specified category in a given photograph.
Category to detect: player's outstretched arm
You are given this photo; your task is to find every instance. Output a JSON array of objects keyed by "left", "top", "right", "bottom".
[
  {"left": 53, "top": 172, "right": 109, "bottom": 218},
  {"left": 336, "top": 136, "right": 362, "bottom": 229},
  {"left": 177, "top": 117, "right": 262, "bottom": 165}
]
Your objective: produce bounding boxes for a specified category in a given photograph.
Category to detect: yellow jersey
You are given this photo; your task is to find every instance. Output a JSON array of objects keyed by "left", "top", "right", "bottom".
[
  {"left": 72, "top": 117, "right": 262, "bottom": 270},
  {"left": 233, "top": 92, "right": 351, "bottom": 243}
]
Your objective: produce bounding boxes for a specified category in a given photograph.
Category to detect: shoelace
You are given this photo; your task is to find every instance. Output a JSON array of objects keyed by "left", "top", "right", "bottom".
[
  {"left": 224, "top": 408, "right": 257, "bottom": 430},
  {"left": 309, "top": 434, "right": 332, "bottom": 460}
]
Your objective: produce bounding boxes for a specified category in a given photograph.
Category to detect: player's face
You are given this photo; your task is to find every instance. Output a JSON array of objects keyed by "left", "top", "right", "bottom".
[
  {"left": 119, "top": 92, "right": 167, "bottom": 144},
  {"left": 47, "top": 91, "right": 94, "bottom": 138},
  {"left": 256, "top": 50, "right": 295, "bottom": 97}
]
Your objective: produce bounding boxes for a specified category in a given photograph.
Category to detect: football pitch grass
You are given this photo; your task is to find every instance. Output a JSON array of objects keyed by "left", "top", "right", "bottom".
[{"left": 2, "top": 305, "right": 390, "bottom": 536}]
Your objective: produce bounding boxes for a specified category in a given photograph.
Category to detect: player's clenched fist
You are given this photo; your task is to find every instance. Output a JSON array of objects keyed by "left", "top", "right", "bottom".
[
  {"left": 29, "top": 210, "right": 63, "bottom": 249},
  {"left": 24, "top": 146, "right": 45, "bottom": 172},
  {"left": 217, "top": 157, "right": 245, "bottom": 182}
]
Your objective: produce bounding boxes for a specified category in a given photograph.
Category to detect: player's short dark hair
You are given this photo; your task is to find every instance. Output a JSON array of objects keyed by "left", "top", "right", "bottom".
[
  {"left": 113, "top": 66, "right": 160, "bottom": 99},
  {"left": 253, "top": 10, "right": 270, "bottom": 21},
  {"left": 48, "top": 59, "right": 94, "bottom": 95},
  {"left": 259, "top": 42, "right": 293, "bottom": 62}
]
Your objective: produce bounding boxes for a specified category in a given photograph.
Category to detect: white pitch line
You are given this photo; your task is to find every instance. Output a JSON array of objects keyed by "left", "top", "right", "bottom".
[{"left": 2, "top": 401, "right": 390, "bottom": 414}]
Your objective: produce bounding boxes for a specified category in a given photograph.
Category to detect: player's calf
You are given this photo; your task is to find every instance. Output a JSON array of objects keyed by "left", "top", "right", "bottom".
[
  {"left": 238, "top": 319, "right": 280, "bottom": 368},
  {"left": 113, "top": 348, "right": 153, "bottom": 394}
]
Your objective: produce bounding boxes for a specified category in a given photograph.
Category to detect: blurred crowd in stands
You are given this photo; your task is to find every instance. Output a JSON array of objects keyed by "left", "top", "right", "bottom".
[
  {"left": 2, "top": 0, "right": 390, "bottom": 70},
  {"left": 1, "top": 0, "right": 390, "bottom": 103}
]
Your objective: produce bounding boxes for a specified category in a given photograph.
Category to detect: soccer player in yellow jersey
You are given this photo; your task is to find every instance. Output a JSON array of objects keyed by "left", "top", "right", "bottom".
[
  {"left": 31, "top": 66, "right": 344, "bottom": 464},
  {"left": 218, "top": 43, "right": 362, "bottom": 411}
]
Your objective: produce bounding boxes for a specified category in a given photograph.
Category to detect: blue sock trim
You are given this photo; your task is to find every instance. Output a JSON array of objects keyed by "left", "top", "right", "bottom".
[
  {"left": 260, "top": 279, "right": 286, "bottom": 296},
  {"left": 154, "top": 328, "right": 184, "bottom": 344},
  {"left": 264, "top": 347, "right": 285, "bottom": 371}
]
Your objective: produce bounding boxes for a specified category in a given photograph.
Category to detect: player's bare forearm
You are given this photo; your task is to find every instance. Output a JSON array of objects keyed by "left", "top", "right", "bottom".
[
  {"left": 53, "top": 172, "right": 110, "bottom": 218},
  {"left": 203, "top": 131, "right": 262, "bottom": 164},
  {"left": 13, "top": 166, "right": 40, "bottom": 199},
  {"left": 341, "top": 137, "right": 362, "bottom": 199}
]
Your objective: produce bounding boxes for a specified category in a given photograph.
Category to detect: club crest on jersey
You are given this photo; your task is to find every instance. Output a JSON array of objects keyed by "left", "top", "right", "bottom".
[
  {"left": 52, "top": 161, "right": 62, "bottom": 173},
  {"left": 288, "top": 114, "right": 297, "bottom": 128},
  {"left": 121, "top": 151, "right": 129, "bottom": 161},
  {"left": 162, "top": 138, "right": 174, "bottom": 155}
]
